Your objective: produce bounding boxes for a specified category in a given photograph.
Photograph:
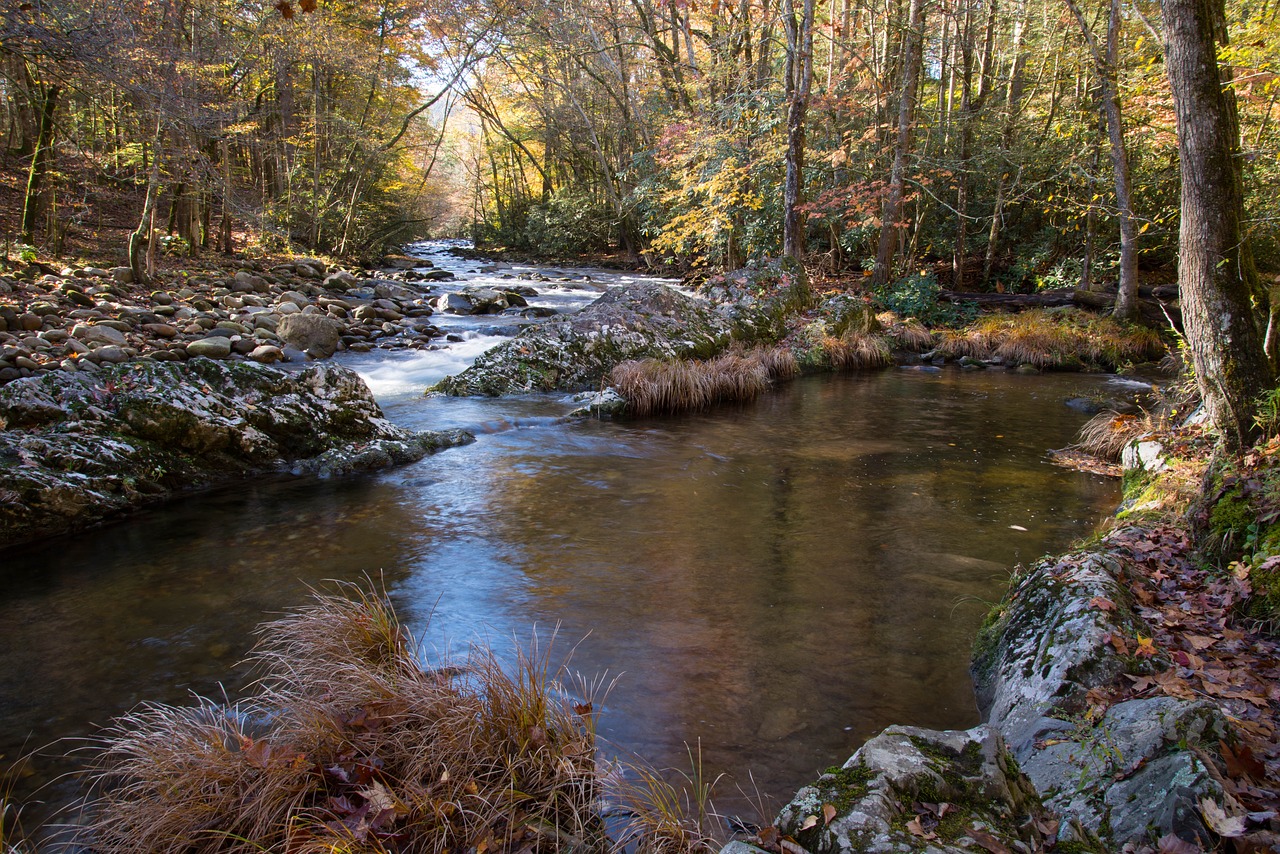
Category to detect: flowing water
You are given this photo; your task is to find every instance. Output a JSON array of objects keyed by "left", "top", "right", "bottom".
[{"left": 0, "top": 243, "right": 1125, "bottom": 831}]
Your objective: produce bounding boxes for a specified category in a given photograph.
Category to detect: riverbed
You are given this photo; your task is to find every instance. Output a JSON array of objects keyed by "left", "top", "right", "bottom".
[{"left": 0, "top": 244, "right": 1123, "bottom": 831}]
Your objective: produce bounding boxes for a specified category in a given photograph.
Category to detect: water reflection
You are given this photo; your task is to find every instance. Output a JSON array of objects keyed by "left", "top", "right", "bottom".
[{"left": 0, "top": 368, "right": 1118, "bottom": 828}]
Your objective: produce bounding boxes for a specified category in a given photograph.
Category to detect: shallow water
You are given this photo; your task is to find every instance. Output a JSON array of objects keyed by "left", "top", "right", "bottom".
[{"left": 0, "top": 244, "right": 1124, "bottom": 830}]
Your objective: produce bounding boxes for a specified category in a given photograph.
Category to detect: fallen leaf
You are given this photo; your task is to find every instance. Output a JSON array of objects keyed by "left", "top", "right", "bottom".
[
  {"left": 905, "top": 817, "right": 937, "bottom": 840},
  {"left": 1185, "top": 634, "right": 1216, "bottom": 651},
  {"left": 967, "top": 827, "right": 1011, "bottom": 854},
  {"left": 1135, "top": 635, "right": 1158, "bottom": 658},
  {"left": 822, "top": 803, "right": 837, "bottom": 825},
  {"left": 799, "top": 815, "right": 819, "bottom": 831},
  {"left": 1201, "top": 798, "right": 1247, "bottom": 837},
  {"left": 1221, "top": 741, "right": 1267, "bottom": 781},
  {"left": 1157, "top": 831, "right": 1201, "bottom": 853},
  {"left": 1090, "top": 596, "right": 1117, "bottom": 612}
]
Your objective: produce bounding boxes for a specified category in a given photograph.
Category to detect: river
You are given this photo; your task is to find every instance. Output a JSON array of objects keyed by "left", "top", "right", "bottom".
[{"left": 0, "top": 242, "right": 1124, "bottom": 833}]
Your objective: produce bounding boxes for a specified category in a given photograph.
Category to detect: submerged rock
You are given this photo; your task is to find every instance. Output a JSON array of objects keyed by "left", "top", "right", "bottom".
[
  {"left": 429, "top": 282, "right": 735, "bottom": 396},
  {"left": 0, "top": 358, "right": 473, "bottom": 546}
]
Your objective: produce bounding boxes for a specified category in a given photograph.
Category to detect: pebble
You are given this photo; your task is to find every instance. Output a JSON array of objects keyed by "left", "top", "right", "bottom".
[
  {"left": 0, "top": 255, "right": 451, "bottom": 386},
  {"left": 186, "top": 337, "right": 233, "bottom": 358}
]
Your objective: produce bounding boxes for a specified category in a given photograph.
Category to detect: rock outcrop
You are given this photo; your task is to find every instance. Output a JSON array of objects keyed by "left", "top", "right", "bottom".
[
  {"left": 429, "top": 282, "right": 736, "bottom": 396},
  {"left": 0, "top": 358, "right": 472, "bottom": 546},
  {"left": 757, "top": 537, "right": 1229, "bottom": 853},
  {"left": 429, "top": 257, "right": 820, "bottom": 397}
]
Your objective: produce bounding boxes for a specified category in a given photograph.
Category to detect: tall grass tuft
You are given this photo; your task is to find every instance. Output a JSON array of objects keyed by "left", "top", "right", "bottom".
[
  {"left": 1073, "top": 411, "right": 1146, "bottom": 462},
  {"left": 823, "top": 331, "right": 894, "bottom": 370},
  {"left": 80, "top": 582, "right": 610, "bottom": 854},
  {"left": 936, "top": 309, "right": 1165, "bottom": 370},
  {"left": 876, "top": 312, "right": 934, "bottom": 352},
  {"left": 610, "top": 346, "right": 794, "bottom": 416}
]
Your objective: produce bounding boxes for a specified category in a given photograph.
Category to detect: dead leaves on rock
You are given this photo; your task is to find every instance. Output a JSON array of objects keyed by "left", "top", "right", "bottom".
[{"left": 1086, "top": 523, "right": 1280, "bottom": 852}]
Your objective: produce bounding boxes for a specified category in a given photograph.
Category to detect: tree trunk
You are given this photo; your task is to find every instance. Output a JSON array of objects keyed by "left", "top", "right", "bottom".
[
  {"left": 782, "top": 0, "right": 816, "bottom": 260},
  {"left": 20, "top": 84, "right": 59, "bottom": 245},
  {"left": 1161, "top": 0, "right": 1273, "bottom": 447},
  {"left": 1065, "top": 0, "right": 1139, "bottom": 319},
  {"left": 130, "top": 121, "right": 163, "bottom": 287},
  {"left": 872, "top": 0, "right": 926, "bottom": 288}
]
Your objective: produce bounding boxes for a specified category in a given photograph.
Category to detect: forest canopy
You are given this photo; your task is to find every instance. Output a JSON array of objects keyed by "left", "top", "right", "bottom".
[{"left": 2, "top": 0, "right": 1279, "bottom": 290}]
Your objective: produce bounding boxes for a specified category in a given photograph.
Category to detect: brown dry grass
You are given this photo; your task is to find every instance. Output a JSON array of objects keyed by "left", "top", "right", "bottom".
[
  {"left": 876, "top": 312, "right": 934, "bottom": 352},
  {"left": 1073, "top": 411, "right": 1148, "bottom": 462},
  {"left": 610, "top": 346, "right": 795, "bottom": 416},
  {"left": 822, "top": 331, "right": 893, "bottom": 370},
  {"left": 78, "top": 583, "right": 646, "bottom": 854},
  {"left": 936, "top": 309, "right": 1165, "bottom": 369}
]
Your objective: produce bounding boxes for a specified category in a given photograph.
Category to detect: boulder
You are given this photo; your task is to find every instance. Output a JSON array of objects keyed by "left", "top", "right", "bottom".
[
  {"left": 277, "top": 313, "right": 344, "bottom": 358},
  {"left": 971, "top": 536, "right": 1228, "bottom": 846},
  {"left": 430, "top": 282, "right": 734, "bottom": 396},
  {"left": 72, "top": 323, "right": 127, "bottom": 347},
  {"left": 771, "top": 725, "right": 1043, "bottom": 854},
  {"left": 0, "top": 359, "right": 474, "bottom": 546}
]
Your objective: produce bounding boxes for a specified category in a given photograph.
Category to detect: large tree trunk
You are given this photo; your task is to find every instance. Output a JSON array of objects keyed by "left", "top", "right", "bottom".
[
  {"left": 872, "top": 0, "right": 926, "bottom": 289},
  {"left": 1162, "top": 0, "right": 1273, "bottom": 447},
  {"left": 782, "top": 0, "right": 816, "bottom": 259},
  {"left": 20, "top": 84, "right": 59, "bottom": 244}
]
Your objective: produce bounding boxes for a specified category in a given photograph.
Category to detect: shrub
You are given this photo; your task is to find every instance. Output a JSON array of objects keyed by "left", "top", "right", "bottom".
[
  {"left": 523, "top": 190, "right": 615, "bottom": 257},
  {"left": 873, "top": 271, "right": 975, "bottom": 327}
]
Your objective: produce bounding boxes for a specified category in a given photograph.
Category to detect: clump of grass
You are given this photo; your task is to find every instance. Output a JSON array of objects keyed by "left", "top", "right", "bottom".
[
  {"left": 610, "top": 345, "right": 795, "bottom": 416},
  {"left": 936, "top": 309, "right": 1165, "bottom": 370},
  {"left": 79, "top": 582, "right": 610, "bottom": 854},
  {"left": 877, "top": 311, "right": 935, "bottom": 352},
  {"left": 610, "top": 745, "right": 722, "bottom": 854},
  {"left": 755, "top": 345, "right": 799, "bottom": 381},
  {"left": 823, "top": 331, "right": 893, "bottom": 370},
  {"left": 1073, "top": 411, "right": 1147, "bottom": 461}
]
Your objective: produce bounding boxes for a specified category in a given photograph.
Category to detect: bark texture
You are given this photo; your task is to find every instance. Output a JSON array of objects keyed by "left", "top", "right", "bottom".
[{"left": 1162, "top": 0, "right": 1273, "bottom": 447}]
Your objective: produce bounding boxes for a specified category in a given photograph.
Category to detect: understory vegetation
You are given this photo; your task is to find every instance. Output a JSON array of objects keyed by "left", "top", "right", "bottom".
[
  {"left": 936, "top": 310, "right": 1167, "bottom": 371},
  {"left": 48, "top": 583, "right": 722, "bottom": 854}
]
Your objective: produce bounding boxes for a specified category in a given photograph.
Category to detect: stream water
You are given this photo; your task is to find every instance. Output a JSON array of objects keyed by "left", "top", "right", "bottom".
[{"left": 0, "top": 243, "right": 1125, "bottom": 832}]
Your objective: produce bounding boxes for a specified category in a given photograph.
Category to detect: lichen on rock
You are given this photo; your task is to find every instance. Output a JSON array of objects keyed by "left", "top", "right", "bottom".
[
  {"left": 429, "top": 282, "right": 737, "bottom": 396},
  {"left": 0, "top": 358, "right": 472, "bottom": 546}
]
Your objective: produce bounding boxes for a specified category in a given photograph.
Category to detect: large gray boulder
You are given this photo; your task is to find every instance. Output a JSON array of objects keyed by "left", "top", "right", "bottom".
[
  {"left": 276, "top": 313, "right": 344, "bottom": 358},
  {"left": 430, "top": 282, "right": 735, "bottom": 396},
  {"left": 0, "top": 359, "right": 472, "bottom": 546},
  {"left": 971, "top": 536, "right": 1227, "bottom": 847}
]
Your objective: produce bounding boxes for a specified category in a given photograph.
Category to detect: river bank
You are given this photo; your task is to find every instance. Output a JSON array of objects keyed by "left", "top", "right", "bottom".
[{"left": 739, "top": 420, "right": 1280, "bottom": 853}]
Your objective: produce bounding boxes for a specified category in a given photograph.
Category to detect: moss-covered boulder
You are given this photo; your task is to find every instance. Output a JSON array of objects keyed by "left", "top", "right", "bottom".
[
  {"left": 0, "top": 358, "right": 472, "bottom": 546},
  {"left": 429, "top": 282, "right": 735, "bottom": 396},
  {"left": 768, "top": 725, "right": 1043, "bottom": 854},
  {"left": 698, "top": 256, "right": 814, "bottom": 343},
  {"left": 972, "top": 540, "right": 1227, "bottom": 847}
]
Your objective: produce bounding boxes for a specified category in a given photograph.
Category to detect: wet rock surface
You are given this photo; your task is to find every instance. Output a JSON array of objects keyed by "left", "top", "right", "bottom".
[
  {"left": 0, "top": 358, "right": 472, "bottom": 546},
  {"left": 429, "top": 281, "right": 736, "bottom": 396},
  {"left": 756, "top": 533, "right": 1233, "bottom": 854}
]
